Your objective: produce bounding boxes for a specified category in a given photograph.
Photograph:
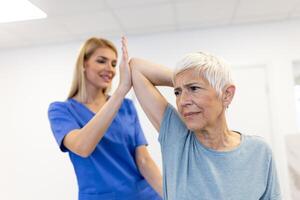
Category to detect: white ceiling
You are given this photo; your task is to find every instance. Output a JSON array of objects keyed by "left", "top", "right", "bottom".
[{"left": 0, "top": 0, "right": 299, "bottom": 49}]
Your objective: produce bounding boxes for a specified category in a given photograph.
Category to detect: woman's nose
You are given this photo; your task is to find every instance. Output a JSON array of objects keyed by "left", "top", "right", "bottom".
[
  {"left": 179, "top": 91, "right": 192, "bottom": 106},
  {"left": 105, "top": 62, "right": 114, "bottom": 70}
]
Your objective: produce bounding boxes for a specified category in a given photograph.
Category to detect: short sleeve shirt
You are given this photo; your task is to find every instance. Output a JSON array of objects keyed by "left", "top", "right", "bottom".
[
  {"left": 159, "top": 104, "right": 281, "bottom": 200},
  {"left": 48, "top": 98, "right": 161, "bottom": 200}
]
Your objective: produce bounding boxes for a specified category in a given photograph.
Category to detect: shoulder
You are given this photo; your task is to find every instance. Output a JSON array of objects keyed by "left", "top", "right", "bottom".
[
  {"left": 243, "top": 135, "right": 273, "bottom": 156},
  {"left": 48, "top": 100, "right": 72, "bottom": 117},
  {"left": 159, "top": 104, "right": 189, "bottom": 148},
  {"left": 164, "top": 103, "right": 177, "bottom": 116},
  {"left": 116, "top": 98, "right": 138, "bottom": 117},
  {"left": 160, "top": 104, "right": 186, "bottom": 135},
  {"left": 48, "top": 100, "right": 70, "bottom": 111},
  {"left": 245, "top": 135, "right": 270, "bottom": 147},
  {"left": 122, "top": 98, "right": 134, "bottom": 107},
  {"left": 122, "top": 98, "right": 136, "bottom": 110},
  {"left": 162, "top": 103, "right": 182, "bottom": 124}
]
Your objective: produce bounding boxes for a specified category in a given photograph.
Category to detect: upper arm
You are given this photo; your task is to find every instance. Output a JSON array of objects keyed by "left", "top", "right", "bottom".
[
  {"left": 48, "top": 104, "right": 91, "bottom": 157},
  {"left": 130, "top": 58, "right": 171, "bottom": 132},
  {"left": 48, "top": 102, "right": 80, "bottom": 152},
  {"left": 133, "top": 71, "right": 168, "bottom": 132}
]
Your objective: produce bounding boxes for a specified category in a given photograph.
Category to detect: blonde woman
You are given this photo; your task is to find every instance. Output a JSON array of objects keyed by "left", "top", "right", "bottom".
[{"left": 48, "top": 37, "right": 162, "bottom": 200}]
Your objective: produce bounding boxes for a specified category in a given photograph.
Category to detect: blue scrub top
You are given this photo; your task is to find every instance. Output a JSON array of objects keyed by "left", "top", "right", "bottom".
[{"left": 48, "top": 98, "right": 161, "bottom": 200}]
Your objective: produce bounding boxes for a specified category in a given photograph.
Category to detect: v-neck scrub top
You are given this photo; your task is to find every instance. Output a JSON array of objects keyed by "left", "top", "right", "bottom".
[{"left": 48, "top": 98, "right": 161, "bottom": 200}]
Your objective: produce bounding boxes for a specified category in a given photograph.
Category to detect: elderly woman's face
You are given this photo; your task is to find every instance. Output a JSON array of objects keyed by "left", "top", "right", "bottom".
[{"left": 174, "top": 69, "right": 225, "bottom": 131}]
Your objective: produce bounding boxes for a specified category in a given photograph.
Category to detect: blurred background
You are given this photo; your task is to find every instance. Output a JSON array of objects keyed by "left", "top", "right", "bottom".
[{"left": 1, "top": 0, "right": 300, "bottom": 199}]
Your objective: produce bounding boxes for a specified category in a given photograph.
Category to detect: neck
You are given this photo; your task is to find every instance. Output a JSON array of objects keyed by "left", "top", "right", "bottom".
[
  {"left": 74, "top": 83, "right": 107, "bottom": 104},
  {"left": 195, "top": 117, "right": 241, "bottom": 151},
  {"left": 84, "top": 81, "right": 108, "bottom": 103},
  {"left": 85, "top": 90, "right": 106, "bottom": 105},
  {"left": 75, "top": 87, "right": 107, "bottom": 114}
]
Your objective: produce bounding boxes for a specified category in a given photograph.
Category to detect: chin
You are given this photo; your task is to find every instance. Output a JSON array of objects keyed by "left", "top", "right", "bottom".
[
  {"left": 185, "top": 121, "right": 204, "bottom": 132},
  {"left": 98, "top": 83, "right": 111, "bottom": 90}
]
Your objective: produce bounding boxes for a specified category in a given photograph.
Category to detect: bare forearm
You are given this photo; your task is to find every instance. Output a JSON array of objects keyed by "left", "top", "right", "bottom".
[
  {"left": 64, "top": 88, "right": 126, "bottom": 157},
  {"left": 130, "top": 58, "right": 173, "bottom": 87},
  {"left": 138, "top": 158, "right": 163, "bottom": 197}
]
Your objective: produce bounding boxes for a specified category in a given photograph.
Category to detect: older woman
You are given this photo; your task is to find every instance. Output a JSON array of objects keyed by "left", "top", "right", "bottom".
[{"left": 122, "top": 38, "right": 281, "bottom": 199}]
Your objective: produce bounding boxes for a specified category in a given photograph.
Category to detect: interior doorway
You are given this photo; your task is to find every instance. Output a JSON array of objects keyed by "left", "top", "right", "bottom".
[{"left": 293, "top": 61, "right": 300, "bottom": 132}]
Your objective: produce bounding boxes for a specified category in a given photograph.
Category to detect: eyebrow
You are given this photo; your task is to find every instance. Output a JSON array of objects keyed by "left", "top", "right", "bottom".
[
  {"left": 183, "top": 82, "right": 199, "bottom": 87},
  {"left": 174, "top": 82, "right": 203, "bottom": 91},
  {"left": 97, "top": 56, "right": 117, "bottom": 62}
]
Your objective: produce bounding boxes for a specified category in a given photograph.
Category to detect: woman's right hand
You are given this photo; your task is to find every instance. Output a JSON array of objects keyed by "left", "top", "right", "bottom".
[{"left": 117, "top": 36, "right": 132, "bottom": 96}]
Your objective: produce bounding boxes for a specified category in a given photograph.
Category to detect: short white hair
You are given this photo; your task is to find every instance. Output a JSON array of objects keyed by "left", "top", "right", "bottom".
[{"left": 173, "top": 52, "right": 233, "bottom": 97}]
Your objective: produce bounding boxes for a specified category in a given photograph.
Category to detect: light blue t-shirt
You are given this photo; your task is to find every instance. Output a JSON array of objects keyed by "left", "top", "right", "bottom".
[
  {"left": 48, "top": 98, "right": 161, "bottom": 200},
  {"left": 159, "top": 104, "right": 281, "bottom": 200}
]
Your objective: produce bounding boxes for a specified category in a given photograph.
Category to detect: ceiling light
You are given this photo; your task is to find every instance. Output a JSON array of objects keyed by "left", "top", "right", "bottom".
[{"left": 0, "top": 0, "right": 47, "bottom": 23}]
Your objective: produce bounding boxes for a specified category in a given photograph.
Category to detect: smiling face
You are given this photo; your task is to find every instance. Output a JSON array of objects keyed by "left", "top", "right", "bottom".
[
  {"left": 174, "top": 68, "right": 226, "bottom": 132},
  {"left": 84, "top": 47, "right": 117, "bottom": 91}
]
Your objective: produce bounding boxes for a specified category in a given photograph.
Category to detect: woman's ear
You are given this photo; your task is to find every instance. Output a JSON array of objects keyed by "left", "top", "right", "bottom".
[
  {"left": 83, "top": 61, "right": 88, "bottom": 71},
  {"left": 222, "top": 84, "right": 235, "bottom": 108}
]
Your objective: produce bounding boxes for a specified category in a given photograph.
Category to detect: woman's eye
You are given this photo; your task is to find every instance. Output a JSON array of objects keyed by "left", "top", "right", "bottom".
[
  {"left": 174, "top": 91, "right": 180, "bottom": 96},
  {"left": 190, "top": 86, "right": 200, "bottom": 91},
  {"left": 111, "top": 62, "right": 117, "bottom": 67},
  {"left": 96, "top": 60, "right": 106, "bottom": 64}
]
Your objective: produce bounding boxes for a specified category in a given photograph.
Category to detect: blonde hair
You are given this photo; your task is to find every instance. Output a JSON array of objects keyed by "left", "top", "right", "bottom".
[
  {"left": 67, "top": 37, "right": 118, "bottom": 103},
  {"left": 174, "top": 52, "right": 233, "bottom": 97}
]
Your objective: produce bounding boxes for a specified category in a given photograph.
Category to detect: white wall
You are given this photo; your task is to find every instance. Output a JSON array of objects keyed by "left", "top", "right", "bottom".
[
  {"left": 295, "top": 85, "right": 300, "bottom": 133},
  {"left": 1, "top": 18, "right": 300, "bottom": 200}
]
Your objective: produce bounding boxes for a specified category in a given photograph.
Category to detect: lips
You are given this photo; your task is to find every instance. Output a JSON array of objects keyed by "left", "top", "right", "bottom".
[
  {"left": 183, "top": 112, "right": 201, "bottom": 117},
  {"left": 99, "top": 74, "right": 112, "bottom": 82}
]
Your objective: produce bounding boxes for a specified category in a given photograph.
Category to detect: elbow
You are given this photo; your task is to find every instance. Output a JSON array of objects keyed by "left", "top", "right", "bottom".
[
  {"left": 129, "top": 57, "right": 141, "bottom": 72},
  {"left": 63, "top": 130, "right": 94, "bottom": 158},
  {"left": 70, "top": 143, "right": 93, "bottom": 158},
  {"left": 137, "top": 156, "right": 150, "bottom": 171},
  {"left": 76, "top": 145, "right": 93, "bottom": 158},
  {"left": 129, "top": 57, "right": 137, "bottom": 66},
  {"left": 77, "top": 150, "right": 91, "bottom": 158}
]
